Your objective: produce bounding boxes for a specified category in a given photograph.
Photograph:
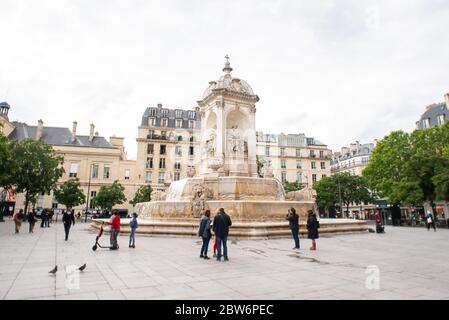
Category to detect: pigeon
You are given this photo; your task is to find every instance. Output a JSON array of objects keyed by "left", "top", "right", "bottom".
[
  {"left": 78, "top": 264, "right": 86, "bottom": 271},
  {"left": 49, "top": 266, "right": 57, "bottom": 274}
]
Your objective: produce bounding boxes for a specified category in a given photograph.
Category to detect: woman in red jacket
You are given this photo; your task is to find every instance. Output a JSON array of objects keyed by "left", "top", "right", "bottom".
[{"left": 105, "top": 210, "right": 121, "bottom": 250}]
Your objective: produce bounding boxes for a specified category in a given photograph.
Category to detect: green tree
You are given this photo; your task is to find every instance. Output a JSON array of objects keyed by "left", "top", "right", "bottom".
[
  {"left": 256, "top": 155, "right": 264, "bottom": 178},
  {"left": 130, "top": 185, "right": 153, "bottom": 206},
  {"left": 313, "top": 176, "right": 339, "bottom": 208},
  {"left": 91, "top": 180, "right": 126, "bottom": 211},
  {"left": 10, "top": 139, "right": 64, "bottom": 214},
  {"left": 283, "top": 181, "right": 303, "bottom": 193},
  {"left": 0, "top": 133, "right": 17, "bottom": 189},
  {"left": 54, "top": 179, "right": 86, "bottom": 211}
]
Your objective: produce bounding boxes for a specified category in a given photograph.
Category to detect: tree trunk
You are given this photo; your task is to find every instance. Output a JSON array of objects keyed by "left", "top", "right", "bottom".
[{"left": 24, "top": 192, "right": 29, "bottom": 216}]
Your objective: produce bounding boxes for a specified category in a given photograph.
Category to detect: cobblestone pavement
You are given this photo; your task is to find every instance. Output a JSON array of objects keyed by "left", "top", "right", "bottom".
[{"left": 1, "top": 219, "right": 448, "bottom": 300}]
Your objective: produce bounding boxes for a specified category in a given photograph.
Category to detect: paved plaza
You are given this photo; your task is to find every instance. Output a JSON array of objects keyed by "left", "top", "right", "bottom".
[{"left": 0, "top": 219, "right": 448, "bottom": 300}]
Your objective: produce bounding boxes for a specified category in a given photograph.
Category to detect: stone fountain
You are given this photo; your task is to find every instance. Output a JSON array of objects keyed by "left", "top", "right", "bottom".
[{"left": 92, "top": 57, "right": 368, "bottom": 238}]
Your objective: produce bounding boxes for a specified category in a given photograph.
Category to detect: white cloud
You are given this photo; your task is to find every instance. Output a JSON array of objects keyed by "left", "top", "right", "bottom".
[{"left": 1, "top": 0, "right": 448, "bottom": 158}]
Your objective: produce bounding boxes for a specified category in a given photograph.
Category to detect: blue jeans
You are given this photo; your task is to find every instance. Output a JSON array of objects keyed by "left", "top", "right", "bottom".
[
  {"left": 129, "top": 228, "right": 136, "bottom": 246},
  {"left": 64, "top": 223, "right": 71, "bottom": 240},
  {"left": 200, "top": 236, "right": 210, "bottom": 256},
  {"left": 217, "top": 236, "right": 228, "bottom": 258},
  {"left": 291, "top": 228, "right": 300, "bottom": 249}
]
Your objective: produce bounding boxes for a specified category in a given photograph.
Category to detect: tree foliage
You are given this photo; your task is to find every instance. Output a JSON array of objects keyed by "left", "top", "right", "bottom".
[
  {"left": 283, "top": 181, "right": 303, "bottom": 193},
  {"left": 0, "top": 133, "right": 17, "bottom": 188},
  {"left": 10, "top": 139, "right": 64, "bottom": 214},
  {"left": 256, "top": 155, "right": 264, "bottom": 178},
  {"left": 92, "top": 180, "right": 126, "bottom": 211},
  {"left": 54, "top": 178, "right": 86, "bottom": 210},
  {"left": 363, "top": 122, "right": 449, "bottom": 209},
  {"left": 130, "top": 185, "right": 153, "bottom": 206}
]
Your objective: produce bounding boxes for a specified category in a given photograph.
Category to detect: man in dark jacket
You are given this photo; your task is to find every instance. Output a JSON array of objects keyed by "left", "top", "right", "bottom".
[
  {"left": 213, "top": 208, "right": 232, "bottom": 261},
  {"left": 286, "top": 207, "right": 300, "bottom": 250},
  {"left": 62, "top": 209, "right": 75, "bottom": 241}
]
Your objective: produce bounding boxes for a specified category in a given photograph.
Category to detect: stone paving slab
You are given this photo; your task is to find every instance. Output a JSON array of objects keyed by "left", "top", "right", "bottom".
[{"left": 1, "top": 220, "right": 449, "bottom": 300}]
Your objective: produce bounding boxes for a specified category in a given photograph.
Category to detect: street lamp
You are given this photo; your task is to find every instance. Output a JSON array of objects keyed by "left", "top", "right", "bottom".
[
  {"left": 84, "top": 164, "right": 92, "bottom": 223},
  {"left": 337, "top": 175, "right": 343, "bottom": 218}
]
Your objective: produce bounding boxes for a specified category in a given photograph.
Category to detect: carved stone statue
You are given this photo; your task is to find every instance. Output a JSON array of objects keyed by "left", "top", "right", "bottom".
[
  {"left": 227, "top": 125, "right": 244, "bottom": 154},
  {"left": 187, "top": 166, "right": 196, "bottom": 178},
  {"left": 285, "top": 186, "right": 317, "bottom": 202},
  {"left": 190, "top": 183, "right": 210, "bottom": 218},
  {"left": 206, "top": 130, "right": 216, "bottom": 157},
  {"left": 151, "top": 190, "right": 166, "bottom": 201}
]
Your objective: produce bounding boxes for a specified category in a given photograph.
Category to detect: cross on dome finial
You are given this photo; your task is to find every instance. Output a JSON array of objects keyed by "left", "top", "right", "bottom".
[{"left": 223, "top": 54, "right": 233, "bottom": 74}]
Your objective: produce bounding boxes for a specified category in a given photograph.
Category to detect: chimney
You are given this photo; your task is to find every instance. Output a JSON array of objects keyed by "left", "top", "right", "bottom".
[
  {"left": 71, "top": 121, "right": 77, "bottom": 143},
  {"left": 157, "top": 103, "right": 162, "bottom": 109},
  {"left": 36, "top": 119, "right": 43, "bottom": 140},
  {"left": 89, "top": 123, "right": 95, "bottom": 142},
  {"left": 445, "top": 92, "right": 449, "bottom": 107}
]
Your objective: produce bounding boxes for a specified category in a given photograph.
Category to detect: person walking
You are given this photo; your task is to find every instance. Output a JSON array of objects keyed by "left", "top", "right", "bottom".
[
  {"left": 46, "top": 209, "right": 52, "bottom": 227},
  {"left": 426, "top": 210, "right": 436, "bottom": 231},
  {"left": 213, "top": 208, "right": 232, "bottom": 261},
  {"left": 62, "top": 209, "right": 75, "bottom": 241},
  {"left": 106, "top": 210, "right": 121, "bottom": 250},
  {"left": 286, "top": 208, "right": 300, "bottom": 250},
  {"left": 27, "top": 209, "right": 38, "bottom": 233},
  {"left": 40, "top": 209, "right": 47, "bottom": 228},
  {"left": 13, "top": 209, "right": 23, "bottom": 234},
  {"left": 129, "top": 213, "right": 138, "bottom": 248},
  {"left": 307, "top": 210, "right": 320, "bottom": 251},
  {"left": 198, "top": 210, "right": 212, "bottom": 259}
]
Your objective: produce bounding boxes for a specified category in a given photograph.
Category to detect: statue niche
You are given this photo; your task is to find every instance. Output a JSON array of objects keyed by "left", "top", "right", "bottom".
[
  {"left": 190, "top": 183, "right": 211, "bottom": 218},
  {"left": 227, "top": 125, "right": 244, "bottom": 155}
]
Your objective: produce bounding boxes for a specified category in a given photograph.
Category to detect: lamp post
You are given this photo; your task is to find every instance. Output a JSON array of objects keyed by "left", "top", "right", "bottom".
[
  {"left": 84, "top": 164, "right": 92, "bottom": 223},
  {"left": 337, "top": 175, "right": 343, "bottom": 218}
]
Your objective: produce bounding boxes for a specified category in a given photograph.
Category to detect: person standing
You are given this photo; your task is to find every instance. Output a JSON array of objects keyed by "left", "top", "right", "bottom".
[
  {"left": 426, "top": 210, "right": 436, "bottom": 231},
  {"left": 286, "top": 208, "right": 300, "bottom": 250},
  {"left": 213, "top": 208, "right": 232, "bottom": 261},
  {"left": 307, "top": 210, "right": 320, "bottom": 251},
  {"left": 198, "top": 210, "right": 212, "bottom": 259},
  {"left": 62, "top": 209, "right": 75, "bottom": 241},
  {"left": 129, "top": 213, "right": 138, "bottom": 248},
  {"left": 106, "top": 210, "right": 121, "bottom": 250},
  {"left": 27, "top": 209, "right": 37, "bottom": 233},
  {"left": 40, "top": 209, "right": 47, "bottom": 228},
  {"left": 13, "top": 209, "right": 23, "bottom": 234}
]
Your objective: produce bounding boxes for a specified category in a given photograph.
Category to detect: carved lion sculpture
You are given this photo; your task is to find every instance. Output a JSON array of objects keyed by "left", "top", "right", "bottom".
[{"left": 285, "top": 186, "right": 317, "bottom": 202}]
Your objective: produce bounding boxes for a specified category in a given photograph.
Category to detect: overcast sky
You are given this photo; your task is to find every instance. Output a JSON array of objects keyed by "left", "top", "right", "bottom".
[{"left": 1, "top": 0, "right": 448, "bottom": 159}]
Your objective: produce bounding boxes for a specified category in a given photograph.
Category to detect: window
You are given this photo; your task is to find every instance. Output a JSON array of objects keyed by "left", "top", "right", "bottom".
[
  {"left": 281, "top": 159, "right": 286, "bottom": 169},
  {"left": 175, "top": 110, "right": 183, "bottom": 118},
  {"left": 177, "top": 135, "right": 183, "bottom": 142},
  {"left": 188, "top": 111, "right": 196, "bottom": 119},
  {"left": 423, "top": 118, "right": 430, "bottom": 128},
  {"left": 69, "top": 163, "right": 78, "bottom": 178},
  {"left": 149, "top": 108, "right": 156, "bottom": 117},
  {"left": 188, "top": 120, "right": 195, "bottom": 129},
  {"left": 145, "top": 172, "right": 152, "bottom": 183},
  {"left": 296, "top": 149, "right": 301, "bottom": 157},
  {"left": 147, "top": 144, "right": 154, "bottom": 154},
  {"left": 160, "top": 145, "right": 166, "bottom": 155},
  {"left": 265, "top": 146, "right": 270, "bottom": 156},
  {"left": 161, "top": 118, "right": 168, "bottom": 127},
  {"left": 92, "top": 164, "right": 99, "bottom": 178},
  {"left": 281, "top": 172, "right": 287, "bottom": 183},
  {"left": 90, "top": 191, "right": 97, "bottom": 197},
  {"left": 149, "top": 117, "right": 156, "bottom": 126},
  {"left": 310, "top": 150, "right": 316, "bottom": 158},
  {"left": 437, "top": 114, "right": 446, "bottom": 126},
  {"left": 174, "top": 161, "right": 181, "bottom": 170},
  {"left": 280, "top": 147, "right": 286, "bottom": 157},
  {"left": 320, "top": 150, "right": 324, "bottom": 158},
  {"left": 158, "top": 172, "right": 165, "bottom": 184},
  {"left": 174, "top": 172, "right": 180, "bottom": 181},
  {"left": 296, "top": 160, "right": 302, "bottom": 169},
  {"left": 146, "top": 157, "right": 153, "bottom": 169},
  {"left": 189, "top": 146, "right": 194, "bottom": 156},
  {"left": 189, "top": 135, "right": 194, "bottom": 142},
  {"left": 161, "top": 109, "right": 169, "bottom": 117},
  {"left": 312, "top": 174, "right": 317, "bottom": 183},
  {"left": 176, "top": 119, "right": 182, "bottom": 128},
  {"left": 175, "top": 145, "right": 182, "bottom": 157},
  {"left": 124, "top": 169, "right": 130, "bottom": 180},
  {"left": 296, "top": 172, "right": 302, "bottom": 183},
  {"left": 159, "top": 158, "right": 166, "bottom": 169},
  {"left": 103, "top": 166, "right": 110, "bottom": 179},
  {"left": 148, "top": 130, "right": 155, "bottom": 139},
  {"left": 160, "top": 131, "right": 167, "bottom": 140},
  {"left": 321, "top": 162, "right": 326, "bottom": 169},
  {"left": 311, "top": 162, "right": 316, "bottom": 169},
  {"left": 322, "top": 174, "right": 327, "bottom": 178},
  {"left": 362, "top": 157, "right": 369, "bottom": 165}
]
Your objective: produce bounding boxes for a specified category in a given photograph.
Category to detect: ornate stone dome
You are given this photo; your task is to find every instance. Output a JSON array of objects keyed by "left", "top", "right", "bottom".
[{"left": 202, "top": 56, "right": 255, "bottom": 99}]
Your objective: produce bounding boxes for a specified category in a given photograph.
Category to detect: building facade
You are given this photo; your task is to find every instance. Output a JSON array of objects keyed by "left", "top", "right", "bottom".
[
  {"left": 2, "top": 104, "right": 138, "bottom": 214},
  {"left": 330, "top": 141, "right": 375, "bottom": 176},
  {"left": 136, "top": 103, "right": 201, "bottom": 192},
  {"left": 256, "top": 132, "right": 331, "bottom": 186},
  {"left": 416, "top": 93, "right": 449, "bottom": 129}
]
